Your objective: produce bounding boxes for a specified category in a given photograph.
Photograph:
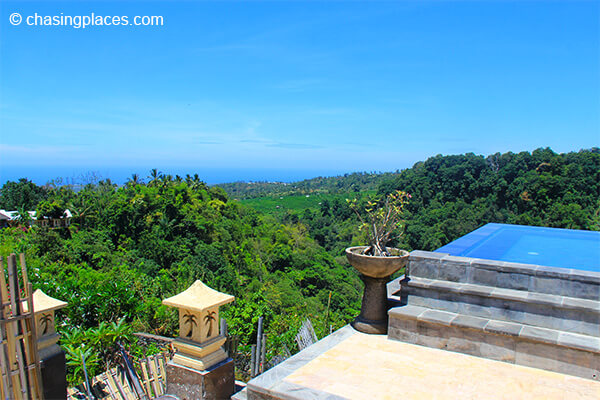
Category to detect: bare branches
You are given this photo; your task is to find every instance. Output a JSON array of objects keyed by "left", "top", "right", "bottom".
[{"left": 347, "top": 190, "right": 411, "bottom": 256}]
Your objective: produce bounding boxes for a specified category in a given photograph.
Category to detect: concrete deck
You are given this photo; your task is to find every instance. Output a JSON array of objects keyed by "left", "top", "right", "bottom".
[{"left": 246, "top": 325, "right": 600, "bottom": 400}]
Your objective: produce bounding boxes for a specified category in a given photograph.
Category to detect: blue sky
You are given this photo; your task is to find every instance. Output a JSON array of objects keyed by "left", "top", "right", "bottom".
[{"left": 1, "top": 1, "right": 598, "bottom": 184}]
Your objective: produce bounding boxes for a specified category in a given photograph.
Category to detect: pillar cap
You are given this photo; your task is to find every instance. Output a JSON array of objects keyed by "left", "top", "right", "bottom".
[
  {"left": 162, "top": 280, "right": 234, "bottom": 313},
  {"left": 28, "top": 289, "right": 67, "bottom": 313}
]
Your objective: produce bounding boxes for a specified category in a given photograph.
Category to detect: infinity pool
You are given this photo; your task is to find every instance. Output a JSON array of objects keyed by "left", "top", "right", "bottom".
[{"left": 436, "top": 223, "right": 600, "bottom": 272}]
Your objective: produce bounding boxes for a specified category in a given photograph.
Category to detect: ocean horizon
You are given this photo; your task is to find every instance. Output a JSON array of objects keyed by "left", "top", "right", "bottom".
[{"left": 0, "top": 165, "right": 395, "bottom": 187}]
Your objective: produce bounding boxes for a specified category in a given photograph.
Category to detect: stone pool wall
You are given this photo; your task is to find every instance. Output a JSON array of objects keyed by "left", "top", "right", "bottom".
[
  {"left": 407, "top": 250, "right": 600, "bottom": 300},
  {"left": 389, "top": 250, "right": 600, "bottom": 380}
]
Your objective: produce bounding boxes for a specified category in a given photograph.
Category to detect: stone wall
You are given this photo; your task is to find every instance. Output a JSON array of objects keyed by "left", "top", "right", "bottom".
[
  {"left": 389, "top": 250, "right": 600, "bottom": 380},
  {"left": 407, "top": 251, "right": 600, "bottom": 300}
]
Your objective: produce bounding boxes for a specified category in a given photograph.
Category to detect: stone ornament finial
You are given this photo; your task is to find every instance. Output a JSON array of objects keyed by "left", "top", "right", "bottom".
[{"left": 162, "top": 280, "right": 234, "bottom": 371}]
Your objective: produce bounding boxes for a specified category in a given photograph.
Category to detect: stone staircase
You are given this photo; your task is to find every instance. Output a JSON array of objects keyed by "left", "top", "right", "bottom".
[{"left": 388, "top": 251, "right": 600, "bottom": 380}]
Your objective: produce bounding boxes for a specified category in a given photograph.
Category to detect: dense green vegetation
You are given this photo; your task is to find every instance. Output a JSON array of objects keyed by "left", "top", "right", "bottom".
[
  {"left": 234, "top": 148, "right": 600, "bottom": 255},
  {"left": 219, "top": 172, "right": 398, "bottom": 199},
  {"left": 381, "top": 148, "right": 600, "bottom": 250},
  {"left": 0, "top": 174, "right": 362, "bottom": 384},
  {"left": 1, "top": 147, "right": 598, "bottom": 384}
]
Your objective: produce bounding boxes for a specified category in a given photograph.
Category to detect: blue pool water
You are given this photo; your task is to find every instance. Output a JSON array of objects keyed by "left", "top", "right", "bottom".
[{"left": 436, "top": 223, "right": 600, "bottom": 272}]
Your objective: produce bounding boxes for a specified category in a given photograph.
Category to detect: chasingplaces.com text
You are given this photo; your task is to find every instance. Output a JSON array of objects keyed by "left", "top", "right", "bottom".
[{"left": 9, "top": 12, "right": 164, "bottom": 29}]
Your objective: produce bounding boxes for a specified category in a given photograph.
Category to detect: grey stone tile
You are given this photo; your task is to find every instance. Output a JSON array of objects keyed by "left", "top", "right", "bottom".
[
  {"left": 442, "top": 255, "right": 474, "bottom": 264},
  {"left": 416, "top": 322, "right": 449, "bottom": 349},
  {"left": 463, "top": 302, "right": 493, "bottom": 319},
  {"left": 435, "top": 292, "right": 462, "bottom": 313},
  {"left": 522, "top": 312, "right": 555, "bottom": 331},
  {"left": 388, "top": 305, "right": 427, "bottom": 319},
  {"left": 554, "top": 355, "right": 599, "bottom": 380},
  {"left": 470, "top": 258, "right": 507, "bottom": 270},
  {"left": 451, "top": 314, "right": 489, "bottom": 330},
  {"left": 387, "top": 276, "right": 403, "bottom": 298},
  {"left": 504, "top": 309, "right": 528, "bottom": 326},
  {"left": 484, "top": 320, "right": 523, "bottom": 337},
  {"left": 471, "top": 268, "right": 498, "bottom": 287},
  {"left": 527, "top": 292, "right": 558, "bottom": 306},
  {"left": 418, "top": 309, "right": 457, "bottom": 326},
  {"left": 493, "top": 261, "right": 539, "bottom": 275},
  {"left": 534, "top": 265, "right": 573, "bottom": 279},
  {"left": 497, "top": 273, "right": 530, "bottom": 291},
  {"left": 460, "top": 283, "right": 494, "bottom": 297},
  {"left": 406, "top": 277, "right": 433, "bottom": 289},
  {"left": 409, "top": 250, "right": 447, "bottom": 260},
  {"left": 479, "top": 334, "right": 516, "bottom": 363},
  {"left": 567, "top": 269, "right": 600, "bottom": 284},
  {"left": 558, "top": 332, "right": 600, "bottom": 353},
  {"left": 562, "top": 297, "right": 600, "bottom": 312},
  {"left": 530, "top": 276, "right": 561, "bottom": 296},
  {"left": 454, "top": 300, "right": 470, "bottom": 316},
  {"left": 406, "top": 294, "right": 438, "bottom": 309},
  {"left": 562, "top": 280, "right": 600, "bottom": 301},
  {"left": 438, "top": 258, "right": 470, "bottom": 282},
  {"left": 561, "top": 306, "right": 599, "bottom": 325},
  {"left": 446, "top": 328, "right": 485, "bottom": 357},
  {"left": 404, "top": 285, "right": 435, "bottom": 301},
  {"left": 409, "top": 260, "right": 440, "bottom": 280},
  {"left": 388, "top": 326, "right": 418, "bottom": 344},
  {"left": 232, "top": 388, "right": 248, "bottom": 400},
  {"left": 519, "top": 326, "right": 559, "bottom": 344},
  {"left": 563, "top": 320, "right": 599, "bottom": 337},
  {"left": 515, "top": 341, "right": 557, "bottom": 372},
  {"left": 428, "top": 279, "right": 462, "bottom": 293},
  {"left": 491, "top": 287, "right": 529, "bottom": 302}
]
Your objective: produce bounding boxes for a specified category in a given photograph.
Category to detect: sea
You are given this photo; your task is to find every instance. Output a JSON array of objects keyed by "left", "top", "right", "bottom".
[{"left": 0, "top": 165, "right": 356, "bottom": 186}]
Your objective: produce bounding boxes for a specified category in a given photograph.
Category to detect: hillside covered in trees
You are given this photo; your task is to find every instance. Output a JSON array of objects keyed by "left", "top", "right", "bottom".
[
  {"left": 217, "top": 171, "right": 400, "bottom": 199},
  {"left": 0, "top": 174, "right": 362, "bottom": 382},
  {"left": 229, "top": 148, "right": 600, "bottom": 255},
  {"left": 1, "top": 147, "right": 598, "bottom": 383}
]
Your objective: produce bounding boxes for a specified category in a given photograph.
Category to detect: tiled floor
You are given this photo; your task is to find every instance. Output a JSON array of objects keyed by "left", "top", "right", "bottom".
[{"left": 283, "top": 330, "right": 600, "bottom": 400}]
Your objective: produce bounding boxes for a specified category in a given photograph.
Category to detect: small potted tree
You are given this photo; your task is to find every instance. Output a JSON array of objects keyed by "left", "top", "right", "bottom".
[{"left": 346, "top": 190, "right": 410, "bottom": 334}]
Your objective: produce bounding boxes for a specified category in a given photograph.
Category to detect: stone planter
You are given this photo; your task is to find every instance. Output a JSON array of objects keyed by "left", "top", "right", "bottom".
[{"left": 346, "top": 246, "right": 409, "bottom": 334}]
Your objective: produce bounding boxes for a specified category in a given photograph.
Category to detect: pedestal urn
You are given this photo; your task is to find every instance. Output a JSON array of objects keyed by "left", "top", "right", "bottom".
[{"left": 345, "top": 246, "right": 409, "bottom": 334}]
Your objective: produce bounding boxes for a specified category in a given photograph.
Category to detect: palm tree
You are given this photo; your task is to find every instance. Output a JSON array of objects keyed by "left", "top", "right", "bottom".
[
  {"left": 15, "top": 205, "right": 32, "bottom": 227},
  {"left": 126, "top": 173, "right": 143, "bottom": 187},
  {"left": 182, "top": 311, "right": 197, "bottom": 338},
  {"left": 204, "top": 311, "right": 217, "bottom": 338},
  {"left": 39, "top": 313, "right": 53, "bottom": 335},
  {"left": 148, "top": 169, "right": 163, "bottom": 185}
]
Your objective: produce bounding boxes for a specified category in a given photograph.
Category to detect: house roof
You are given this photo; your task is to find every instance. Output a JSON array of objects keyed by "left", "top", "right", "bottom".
[{"left": 0, "top": 209, "right": 72, "bottom": 221}]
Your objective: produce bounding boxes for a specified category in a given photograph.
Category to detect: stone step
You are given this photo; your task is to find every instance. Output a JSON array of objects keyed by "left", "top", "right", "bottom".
[
  {"left": 400, "top": 276, "right": 600, "bottom": 336},
  {"left": 231, "top": 387, "right": 247, "bottom": 400},
  {"left": 388, "top": 304, "right": 600, "bottom": 380}
]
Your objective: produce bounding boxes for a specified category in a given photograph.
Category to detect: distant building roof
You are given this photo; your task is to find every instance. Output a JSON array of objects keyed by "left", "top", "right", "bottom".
[{"left": 0, "top": 209, "right": 71, "bottom": 221}]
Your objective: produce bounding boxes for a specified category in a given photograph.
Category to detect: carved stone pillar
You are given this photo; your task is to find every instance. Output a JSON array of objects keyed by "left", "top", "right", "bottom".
[
  {"left": 162, "top": 280, "right": 235, "bottom": 399},
  {"left": 32, "top": 289, "right": 68, "bottom": 400}
]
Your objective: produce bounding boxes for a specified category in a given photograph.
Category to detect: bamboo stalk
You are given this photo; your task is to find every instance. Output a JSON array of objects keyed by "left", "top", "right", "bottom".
[
  {"left": 140, "top": 360, "right": 152, "bottom": 397},
  {"left": 0, "top": 256, "right": 11, "bottom": 400},
  {"left": 149, "top": 356, "right": 160, "bottom": 396},
  {"left": 25, "top": 282, "right": 43, "bottom": 399},
  {"left": 7, "top": 255, "right": 29, "bottom": 399}
]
